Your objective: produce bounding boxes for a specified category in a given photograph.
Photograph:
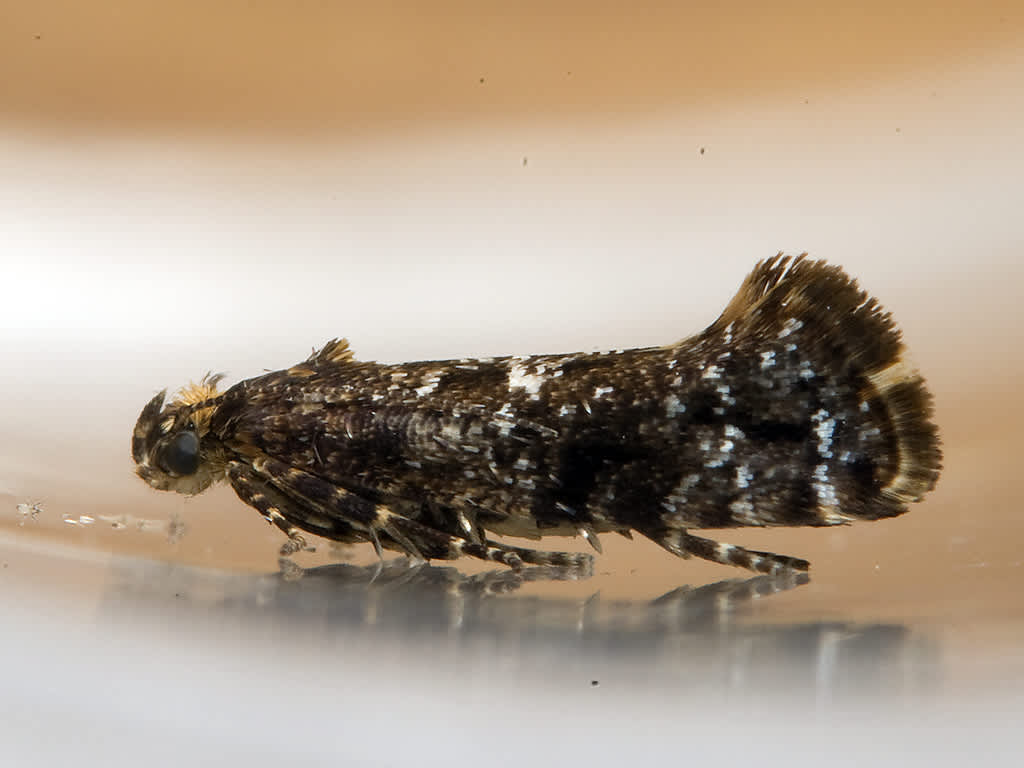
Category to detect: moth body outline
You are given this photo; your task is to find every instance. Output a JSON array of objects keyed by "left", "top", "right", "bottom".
[{"left": 132, "top": 255, "right": 942, "bottom": 575}]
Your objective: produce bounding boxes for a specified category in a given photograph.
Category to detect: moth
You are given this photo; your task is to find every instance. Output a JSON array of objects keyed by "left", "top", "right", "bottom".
[{"left": 132, "top": 255, "right": 941, "bottom": 575}]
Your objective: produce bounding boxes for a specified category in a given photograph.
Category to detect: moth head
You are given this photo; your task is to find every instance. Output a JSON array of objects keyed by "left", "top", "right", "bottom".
[{"left": 132, "top": 376, "right": 226, "bottom": 495}]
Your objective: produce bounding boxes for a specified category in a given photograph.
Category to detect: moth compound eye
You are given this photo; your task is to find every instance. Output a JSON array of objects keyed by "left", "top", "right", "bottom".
[{"left": 160, "top": 431, "right": 200, "bottom": 476}]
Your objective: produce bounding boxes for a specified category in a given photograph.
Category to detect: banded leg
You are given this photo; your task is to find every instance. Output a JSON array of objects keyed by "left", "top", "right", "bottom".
[
  {"left": 227, "top": 460, "right": 363, "bottom": 555},
  {"left": 374, "top": 508, "right": 594, "bottom": 570},
  {"left": 247, "top": 454, "right": 410, "bottom": 560},
  {"left": 646, "top": 527, "right": 810, "bottom": 575},
  {"left": 248, "top": 454, "right": 593, "bottom": 570}
]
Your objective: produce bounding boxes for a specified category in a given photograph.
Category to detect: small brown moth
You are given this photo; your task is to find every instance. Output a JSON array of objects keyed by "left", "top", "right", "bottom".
[{"left": 132, "top": 256, "right": 941, "bottom": 574}]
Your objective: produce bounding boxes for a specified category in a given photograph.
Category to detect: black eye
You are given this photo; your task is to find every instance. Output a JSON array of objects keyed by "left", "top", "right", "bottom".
[{"left": 160, "top": 431, "right": 200, "bottom": 476}]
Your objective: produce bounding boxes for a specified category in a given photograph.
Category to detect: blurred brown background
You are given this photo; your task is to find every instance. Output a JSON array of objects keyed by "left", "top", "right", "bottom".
[{"left": 3, "top": 1, "right": 1021, "bottom": 136}]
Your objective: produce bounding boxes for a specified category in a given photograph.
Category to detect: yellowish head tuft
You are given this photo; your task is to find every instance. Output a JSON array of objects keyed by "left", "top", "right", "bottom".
[
  {"left": 172, "top": 373, "right": 224, "bottom": 436},
  {"left": 132, "top": 375, "right": 228, "bottom": 496}
]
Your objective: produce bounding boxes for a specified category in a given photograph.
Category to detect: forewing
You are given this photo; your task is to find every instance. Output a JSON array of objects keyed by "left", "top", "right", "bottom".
[{"left": 209, "top": 356, "right": 564, "bottom": 508}]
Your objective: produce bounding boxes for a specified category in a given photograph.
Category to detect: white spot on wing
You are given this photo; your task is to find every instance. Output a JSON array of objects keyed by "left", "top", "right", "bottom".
[
  {"left": 811, "top": 408, "right": 835, "bottom": 458},
  {"left": 414, "top": 371, "right": 442, "bottom": 398},
  {"left": 664, "top": 394, "right": 686, "bottom": 417},
  {"left": 508, "top": 360, "right": 546, "bottom": 397},
  {"left": 813, "top": 463, "right": 839, "bottom": 508},
  {"left": 777, "top": 318, "right": 804, "bottom": 339},
  {"left": 729, "top": 498, "right": 757, "bottom": 523}
]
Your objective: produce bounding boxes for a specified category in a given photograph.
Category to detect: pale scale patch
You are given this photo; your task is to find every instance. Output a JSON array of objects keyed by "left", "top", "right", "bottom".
[
  {"left": 811, "top": 408, "right": 835, "bottom": 459},
  {"left": 663, "top": 472, "right": 702, "bottom": 512},
  {"left": 705, "top": 439, "right": 733, "bottom": 469},
  {"left": 813, "top": 462, "right": 840, "bottom": 512},
  {"left": 414, "top": 371, "right": 442, "bottom": 398},
  {"left": 729, "top": 498, "right": 758, "bottom": 524},
  {"left": 702, "top": 364, "right": 722, "bottom": 380},
  {"left": 777, "top": 318, "right": 804, "bottom": 339},
  {"left": 664, "top": 394, "right": 686, "bottom": 417},
  {"left": 722, "top": 322, "right": 734, "bottom": 344},
  {"left": 508, "top": 360, "right": 546, "bottom": 396}
]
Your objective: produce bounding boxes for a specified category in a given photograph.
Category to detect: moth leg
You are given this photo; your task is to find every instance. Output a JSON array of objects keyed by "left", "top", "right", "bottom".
[
  {"left": 430, "top": 501, "right": 484, "bottom": 545},
  {"left": 249, "top": 455, "right": 593, "bottom": 570},
  {"left": 244, "top": 455, "right": 426, "bottom": 562},
  {"left": 226, "top": 460, "right": 364, "bottom": 556},
  {"left": 644, "top": 527, "right": 810, "bottom": 575},
  {"left": 375, "top": 509, "right": 594, "bottom": 571}
]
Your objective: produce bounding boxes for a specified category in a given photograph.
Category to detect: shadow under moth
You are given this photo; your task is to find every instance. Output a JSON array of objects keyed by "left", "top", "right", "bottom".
[{"left": 132, "top": 255, "right": 941, "bottom": 575}]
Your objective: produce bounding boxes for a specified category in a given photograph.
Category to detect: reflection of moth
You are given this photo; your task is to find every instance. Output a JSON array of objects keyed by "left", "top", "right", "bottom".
[{"left": 132, "top": 256, "right": 941, "bottom": 574}]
